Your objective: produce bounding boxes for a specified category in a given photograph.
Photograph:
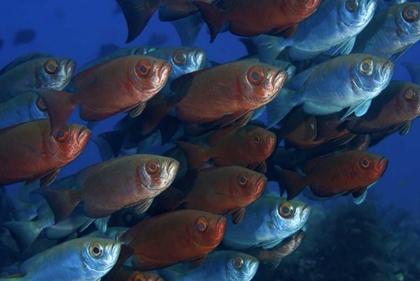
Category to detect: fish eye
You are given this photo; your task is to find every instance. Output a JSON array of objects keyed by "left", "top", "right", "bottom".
[
  {"left": 278, "top": 201, "right": 294, "bottom": 218},
  {"left": 135, "top": 60, "right": 151, "bottom": 77},
  {"left": 89, "top": 242, "right": 104, "bottom": 258},
  {"left": 359, "top": 156, "right": 371, "bottom": 169},
  {"left": 195, "top": 216, "right": 208, "bottom": 232},
  {"left": 403, "top": 5, "right": 419, "bottom": 23},
  {"left": 55, "top": 125, "right": 69, "bottom": 142},
  {"left": 404, "top": 87, "right": 416, "bottom": 101},
  {"left": 253, "top": 133, "right": 261, "bottom": 144},
  {"left": 36, "top": 97, "right": 47, "bottom": 111},
  {"left": 172, "top": 50, "right": 187, "bottom": 66},
  {"left": 146, "top": 159, "right": 160, "bottom": 174},
  {"left": 232, "top": 257, "right": 244, "bottom": 269},
  {"left": 134, "top": 274, "right": 146, "bottom": 281},
  {"left": 345, "top": 0, "right": 358, "bottom": 12},
  {"left": 237, "top": 172, "right": 249, "bottom": 186},
  {"left": 359, "top": 58, "right": 374, "bottom": 76},
  {"left": 247, "top": 66, "right": 264, "bottom": 85},
  {"left": 44, "top": 59, "right": 58, "bottom": 74}
]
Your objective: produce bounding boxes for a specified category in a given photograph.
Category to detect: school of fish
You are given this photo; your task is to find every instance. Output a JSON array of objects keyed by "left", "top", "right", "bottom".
[{"left": 1, "top": 0, "right": 420, "bottom": 280}]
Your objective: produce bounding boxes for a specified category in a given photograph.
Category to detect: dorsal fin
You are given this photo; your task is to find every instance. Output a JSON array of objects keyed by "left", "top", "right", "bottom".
[{"left": 170, "top": 67, "right": 212, "bottom": 92}]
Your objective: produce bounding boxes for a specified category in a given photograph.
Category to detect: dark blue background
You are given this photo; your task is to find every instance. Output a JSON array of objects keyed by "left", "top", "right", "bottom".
[{"left": 1, "top": 0, "right": 418, "bottom": 215}]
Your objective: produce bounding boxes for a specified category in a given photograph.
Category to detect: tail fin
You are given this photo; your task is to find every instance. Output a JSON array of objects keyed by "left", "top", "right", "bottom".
[
  {"left": 36, "top": 188, "right": 81, "bottom": 223},
  {"left": 175, "top": 141, "right": 210, "bottom": 171},
  {"left": 273, "top": 165, "right": 307, "bottom": 200},
  {"left": 266, "top": 88, "right": 295, "bottom": 129},
  {"left": 193, "top": 1, "right": 225, "bottom": 43}
]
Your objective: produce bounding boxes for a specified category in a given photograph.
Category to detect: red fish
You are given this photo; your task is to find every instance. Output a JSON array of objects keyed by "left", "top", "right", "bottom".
[
  {"left": 175, "top": 125, "right": 277, "bottom": 171},
  {"left": 36, "top": 55, "right": 171, "bottom": 135},
  {"left": 39, "top": 155, "right": 179, "bottom": 222},
  {"left": 274, "top": 151, "right": 388, "bottom": 203},
  {"left": 104, "top": 210, "right": 226, "bottom": 279},
  {"left": 0, "top": 119, "right": 90, "bottom": 187},
  {"left": 159, "top": 166, "right": 267, "bottom": 223},
  {"left": 194, "top": 0, "right": 321, "bottom": 42}
]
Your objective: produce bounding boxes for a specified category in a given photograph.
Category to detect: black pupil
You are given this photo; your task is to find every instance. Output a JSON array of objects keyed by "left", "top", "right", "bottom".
[
  {"left": 362, "top": 62, "right": 370, "bottom": 71},
  {"left": 240, "top": 177, "right": 246, "bottom": 183},
  {"left": 176, "top": 54, "right": 184, "bottom": 62},
  {"left": 57, "top": 130, "right": 65, "bottom": 138},
  {"left": 198, "top": 222, "right": 205, "bottom": 230},
  {"left": 48, "top": 64, "right": 55, "bottom": 71},
  {"left": 140, "top": 65, "right": 147, "bottom": 73},
  {"left": 252, "top": 71, "right": 260, "bottom": 81},
  {"left": 282, "top": 206, "right": 290, "bottom": 214},
  {"left": 93, "top": 247, "right": 100, "bottom": 254},
  {"left": 254, "top": 136, "right": 259, "bottom": 142},
  {"left": 347, "top": 0, "right": 356, "bottom": 10},
  {"left": 235, "top": 259, "right": 242, "bottom": 267},
  {"left": 407, "top": 9, "right": 414, "bottom": 18},
  {"left": 150, "top": 163, "right": 156, "bottom": 170},
  {"left": 363, "top": 159, "right": 369, "bottom": 166}
]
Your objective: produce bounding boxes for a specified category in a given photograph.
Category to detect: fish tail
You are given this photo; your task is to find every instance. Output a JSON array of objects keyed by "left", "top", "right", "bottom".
[
  {"left": 34, "top": 88, "right": 77, "bottom": 136},
  {"left": 273, "top": 165, "right": 307, "bottom": 200},
  {"left": 102, "top": 244, "right": 134, "bottom": 281},
  {"left": 266, "top": 88, "right": 295, "bottom": 129},
  {"left": 156, "top": 185, "right": 185, "bottom": 212},
  {"left": 117, "top": 0, "right": 161, "bottom": 43},
  {"left": 175, "top": 141, "right": 209, "bottom": 170},
  {"left": 193, "top": 1, "right": 225, "bottom": 43},
  {"left": 91, "top": 130, "right": 126, "bottom": 161},
  {"left": 36, "top": 188, "right": 81, "bottom": 223}
]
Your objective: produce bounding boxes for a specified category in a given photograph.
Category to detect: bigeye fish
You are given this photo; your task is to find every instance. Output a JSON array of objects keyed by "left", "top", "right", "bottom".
[
  {"left": 0, "top": 120, "right": 90, "bottom": 187},
  {"left": 0, "top": 92, "right": 48, "bottom": 130},
  {"left": 266, "top": 53, "right": 394, "bottom": 128},
  {"left": 223, "top": 196, "right": 311, "bottom": 250},
  {"left": 352, "top": 2, "right": 420, "bottom": 61},
  {"left": 111, "top": 267, "right": 164, "bottom": 281},
  {"left": 39, "top": 155, "right": 179, "bottom": 222},
  {"left": 0, "top": 237, "right": 121, "bottom": 281},
  {"left": 0, "top": 52, "right": 52, "bottom": 75},
  {"left": 0, "top": 57, "right": 75, "bottom": 104},
  {"left": 253, "top": 0, "right": 378, "bottom": 63},
  {"left": 157, "top": 250, "right": 259, "bottom": 281}
]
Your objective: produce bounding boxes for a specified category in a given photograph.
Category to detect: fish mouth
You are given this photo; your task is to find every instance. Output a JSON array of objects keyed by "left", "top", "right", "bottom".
[
  {"left": 111, "top": 242, "right": 121, "bottom": 258},
  {"left": 245, "top": 259, "right": 260, "bottom": 277},
  {"left": 194, "top": 51, "right": 207, "bottom": 69},
  {"left": 77, "top": 127, "right": 91, "bottom": 145},
  {"left": 299, "top": 205, "right": 312, "bottom": 221},
  {"left": 272, "top": 69, "right": 288, "bottom": 92},
  {"left": 256, "top": 176, "right": 268, "bottom": 195},
  {"left": 380, "top": 61, "right": 395, "bottom": 82},
  {"left": 215, "top": 216, "right": 227, "bottom": 240},
  {"left": 158, "top": 62, "right": 172, "bottom": 85},
  {"left": 258, "top": 134, "right": 276, "bottom": 157},
  {"left": 65, "top": 59, "right": 77, "bottom": 76},
  {"left": 167, "top": 160, "right": 180, "bottom": 180},
  {"left": 378, "top": 157, "right": 389, "bottom": 174}
]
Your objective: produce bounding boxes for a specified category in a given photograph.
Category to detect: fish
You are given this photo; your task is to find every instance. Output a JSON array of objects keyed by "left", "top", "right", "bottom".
[
  {"left": 0, "top": 119, "right": 90, "bottom": 187},
  {"left": 157, "top": 250, "right": 259, "bottom": 281},
  {"left": 195, "top": 0, "right": 321, "bottom": 42},
  {"left": 274, "top": 150, "right": 389, "bottom": 204},
  {"left": 84, "top": 227, "right": 129, "bottom": 241},
  {"left": 266, "top": 53, "right": 394, "bottom": 128},
  {"left": 159, "top": 166, "right": 267, "bottom": 223},
  {"left": 0, "top": 52, "right": 52, "bottom": 76},
  {"left": 37, "top": 55, "right": 171, "bottom": 135},
  {"left": 253, "top": 0, "right": 378, "bottom": 63},
  {"left": 111, "top": 267, "right": 164, "bottom": 281},
  {"left": 0, "top": 237, "right": 121, "bottom": 281},
  {"left": 0, "top": 57, "right": 76, "bottom": 104},
  {"left": 39, "top": 155, "right": 179, "bottom": 222},
  {"left": 175, "top": 125, "right": 276, "bottom": 171},
  {"left": 12, "top": 29, "right": 36, "bottom": 46},
  {"left": 352, "top": 2, "right": 420, "bottom": 61},
  {"left": 223, "top": 196, "right": 311, "bottom": 250},
  {"left": 103, "top": 210, "right": 226, "bottom": 279},
  {"left": 97, "top": 43, "right": 120, "bottom": 58},
  {"left": 0, "top": 92, "right": 48, "bottom": 130}
]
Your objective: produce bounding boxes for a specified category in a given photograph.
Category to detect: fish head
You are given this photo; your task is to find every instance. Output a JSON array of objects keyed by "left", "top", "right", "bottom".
[
  {"left": 138, "top": 156, "right": 179, "bottom": 192},
  {"left": 338, "top": 0, "right": 378, "bottom": 28},
  {"left": 352, "top": 54, "right": 394, "bottom": 95},
  {"left": 81, "top": 238, "right": 121, "bottom": 276},
  {"left": 21, "top": 91, "right": 49, "bottom": 120},
  {"left": 229, "top": 167, "right": 267, "bottom": 201},
  {"left": 352, "top": 152, "right": 388, "bottom": 183},
  {"left": 240, "top": 63, "right": 288, "bottom": 108},
  {"left": 395, "top": 3, "right": 420, "bottom": 36},
  {"left": 244, "top": 126, "right": 277, "bottom": 159},
  {"left": 128, "top": 55, "right": 172, "bottom": 98},
  {"left": 190, "top": 212, "right": 226, "bottom": 248},
  {"left": 272, "top": 59, "right": 296, "bottom": 84},
  {"left": 46, "top": 122, "right": 91, "bottom": 163},
  {"left": 37, "top": 57, "right": 76, "bottom": 90},
  {"left": 226, "top": 252, "right": 260, "bottom": 281},
  {"left": 284, "top": 0, "right": 321, "bottom": 20},
  {"left": 396, "top": 82, "right": 420, "bottom": 117},
  {"left": 273, "top": 199, "right": 312, "bottom": 237}
]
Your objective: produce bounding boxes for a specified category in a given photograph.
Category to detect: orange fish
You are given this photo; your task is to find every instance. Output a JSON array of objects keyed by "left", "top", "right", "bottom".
[
  {"left": 194, "top": 0, "right": 321, "bottom": 42},
  {"left": 274, "top": 151, "right": 388, "bottom": 204},
  {"left": 0, "top": 119, "right": 90, "bottom": 187},
  {"left": 111, "top": 266, "right": 163, "bottom": 281},
  {"left": 104, "top": 210, "right": 226, "bottom": 279},
  {"left": 36, "top": 55, "right": 171, "bottom": 135},
  {"left": 159, "top": 166, "right": 267, "bottom": 223},
  {"left": 176, "top": 125, "right": 276, "bottom": 171}
]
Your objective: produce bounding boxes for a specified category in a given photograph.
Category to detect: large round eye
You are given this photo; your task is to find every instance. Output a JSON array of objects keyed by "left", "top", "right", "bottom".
[
  {"left": 146, "top": 159, "right": 160, "bottom": 174},
  {"left": 404, "top": 87, "right": 416, "bottom": 101},
  {"left": 89, "top": 242, "right": 104, "bottom": 258},
  {"left": 195, "top": 216, "right": 208, "bottom": 232},
  {"left": 55, "top": 125, "right": 69, "bottom": 142},
  {"left": 172, "top": 50, "right": 187, "bottom": 66},
  {"left": 403, "top": 5, "right": 419, "bottom": 23},
  {"left": 237, "top": 172, "right": 249, "bottom": 186},
  {"left": 345, "top": 0, "right": 358, "bottom": 12},
  {"left": 247, "top": 66, "right": 264, "bottom": 85},
  {"left": 44, "top": 59, "right": 58, "bottom": 74},
  {"left": 232, "top": 257, "right": 244, "bottom": 269},
  {"left": 36, "top": 97, "right": 47, "bottom": 111},
  {"left": 359, "top": 156, "right": 371, "bottom": 169},
  {"left": 359, "top": 58, "right": 374, "bottom": 76},
  {"left": 278, "top": 201, "right": 294, "bottom": 218},
  {"left": 135, "top": 60, "right": 151, "bottom": 77}
]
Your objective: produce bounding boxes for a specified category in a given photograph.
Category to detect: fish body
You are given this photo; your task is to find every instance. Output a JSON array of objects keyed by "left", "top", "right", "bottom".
[
  {"left": 0, "top": 120, "right": 90, "bottom": 186},
  {"left": 0, "top": 52, "right": 52, "bottom": 76},
  {"left": 157, "top": 250, "right": 259, "bottom": 281},
  {"left": 223, "top": 196, "right": 311, "bottom": 250},
  {"left": 352, "top": 2, "right": 420, "bottom": 60}
]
